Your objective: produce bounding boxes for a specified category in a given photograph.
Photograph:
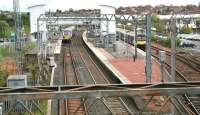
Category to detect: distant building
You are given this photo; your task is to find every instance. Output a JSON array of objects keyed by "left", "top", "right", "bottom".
[
  {"left": 116, "top": 5, "right": 200, "bottom": 15},
  {"left": 27, "top": 4, "right": 47, "bottom": 43}
]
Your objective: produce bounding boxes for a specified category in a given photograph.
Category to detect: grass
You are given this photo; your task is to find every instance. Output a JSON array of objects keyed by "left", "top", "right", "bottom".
[{"left": 0, "top": 68, "right": 8, "bottom": 86}]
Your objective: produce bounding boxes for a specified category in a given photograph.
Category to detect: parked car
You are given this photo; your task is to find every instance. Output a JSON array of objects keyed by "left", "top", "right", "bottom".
[{"left": 180, "top": 39, "right": 196, "bottom": 48}]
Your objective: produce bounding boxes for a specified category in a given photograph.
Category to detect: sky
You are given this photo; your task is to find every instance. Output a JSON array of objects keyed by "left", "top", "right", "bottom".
[{"left": 0, "top": 0, "right": 200, "bottom": 11}]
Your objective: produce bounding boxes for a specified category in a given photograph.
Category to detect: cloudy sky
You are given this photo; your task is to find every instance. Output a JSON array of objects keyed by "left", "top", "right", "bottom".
[{"left": 0, "top": 0, "right": 199, "bottom": 11}]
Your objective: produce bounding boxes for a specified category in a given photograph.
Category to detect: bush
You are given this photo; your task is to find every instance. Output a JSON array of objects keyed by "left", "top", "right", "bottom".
[
  {"left": 151, "top": 14, "right": 165, "bottom": 33},
  {"left": 21, "top": 42, "right": 36, "bottom": 54},
  {"left": 152, "top": 36, "right": 180, "bottom": 48},
  {"left": 0, "top": 47, "right": 10, "bottom": 61},
  {"left": 161, "top": 38, "right": 171, "bottom": 47},
  {"left": 0, "top": 20, "right": 11, "bottom": 38},
  {"left": 0, "top": 68, "right": 8, "bottom": 86},
  {"left": 151, "top": 36, "right": 158, "bottom": 42},
  {"left": 180, "top": 26, "right": 193, "bottom": 34}
]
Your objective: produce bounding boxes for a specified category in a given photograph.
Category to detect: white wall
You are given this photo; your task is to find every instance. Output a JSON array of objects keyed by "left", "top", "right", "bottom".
[
  {"left": 100, "top": 5, "right": 116, "bottom": 34},
  {"left": 27, "top": 4, "right": 46, "bottom": 33}
]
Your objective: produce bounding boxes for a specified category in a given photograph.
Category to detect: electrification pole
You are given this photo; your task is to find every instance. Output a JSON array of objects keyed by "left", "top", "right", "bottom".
[
  {"left": 13, "top": 0, "right": 22, "bottom": 74},
  {"left": 134, "top": 20, "right": 138, "bottom": 61},
  {"left": 146, "top": 14, "right": 152, "bottom": 83},
  {"left": 169, "top": 14, "right": 177, "bottom": 115},
  {"left": 171, "top": 20, "right": 176, "bottom": 82}
]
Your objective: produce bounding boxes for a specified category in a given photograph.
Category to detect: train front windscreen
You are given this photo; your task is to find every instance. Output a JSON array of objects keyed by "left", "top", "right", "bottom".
[{"left": 63, "top": 29, "right": 72, "bottom": 43}]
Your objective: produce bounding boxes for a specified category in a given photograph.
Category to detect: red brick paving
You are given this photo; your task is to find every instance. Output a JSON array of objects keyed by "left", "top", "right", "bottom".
[{"left": 109, "top": 57, "right": 162, "bottom": 83}]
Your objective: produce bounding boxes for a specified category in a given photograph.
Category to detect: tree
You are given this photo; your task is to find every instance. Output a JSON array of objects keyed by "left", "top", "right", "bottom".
[
  {"left": 0, "top": 68, "right": 8, "bottom": 86},
  {"left": 69, "top": 8, "right": 73, "bottom": 12},
  {"left": 0, "top": 11, "right": 30, "bottom": 36},
  {"left": 21, "top": 12, "right": 30, "bottom": 35},
  {"left": 151, "top": 14, "right": 165, "bottom": 33},
  {"left": 27, "top": 64, "right": 38, "bottom": 86},
  {"left": 180, "top": 25, "right": 193, "bottom": 34},
  {"left": 0, "top": 20, "right": 11, "bottom": 39},
  {"left": 0, "top": 14, "right": 7, "bottom": 21}
]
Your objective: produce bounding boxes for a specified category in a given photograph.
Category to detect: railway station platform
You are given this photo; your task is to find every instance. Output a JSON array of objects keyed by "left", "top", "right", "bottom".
[
  {"left": 82, "top": 32, "right": 167, "bottom": 111},
  {"left": 82, "top": 31, "right": 162, "bottom": 84}
]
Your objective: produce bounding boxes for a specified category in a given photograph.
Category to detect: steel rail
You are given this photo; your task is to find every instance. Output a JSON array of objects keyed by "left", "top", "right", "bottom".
[
  {"left": 151, "top": 52, "right": 188, "bottom": 81},
  {"left": 79, "top": 32, "right": 140, "bottom": 114},
  {"left": 74, "top": 32, "right": 115, "bottom": 114},
  {"left": 72, "top": 38, "right": 89, "bottom": 115},
  {"left": 78, "top": 39, "right": 117, "bottom": 115},
  {"left": 66, "top": 39, "right": 88, "bottom": 115},
  {"left": 151, "top": 46, "right": 200, "bottom": 114},
  {"left": 152, "top": 46, "right": 200, "bottom": 72}
]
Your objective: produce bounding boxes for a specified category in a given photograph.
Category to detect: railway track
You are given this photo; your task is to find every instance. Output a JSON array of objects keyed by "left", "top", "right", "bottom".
[
  {"left": 56, "top": 32, "right": 200, "bottom": 114},
  {"left": 63, "top": 44, "right": 86, "bottom": 115},
  {"left": 151, "top": 47, "right": 187, "bottom": 81},
  {"left": 62, "top": 30, "right": 180, "bottom": 114},
  {"left": 73, "top": 31, "right": 136, "bottom": 114},
  {"left": 62, "top": 33, "right": 112, "bottom": 115},
  {"left": 151, "top": 45, "right": 200, "bottom": 81},
  {"left": 62, "top": 30, "right": 146, "bottom": 114},
  {"left": 151, "top": 45, "right": 200, "bottom": 115}
]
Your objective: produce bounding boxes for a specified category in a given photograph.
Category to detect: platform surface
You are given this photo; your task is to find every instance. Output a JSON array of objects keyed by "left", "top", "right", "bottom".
[{"left": 83, "top": 32, "right": 162, "bottom": 84}]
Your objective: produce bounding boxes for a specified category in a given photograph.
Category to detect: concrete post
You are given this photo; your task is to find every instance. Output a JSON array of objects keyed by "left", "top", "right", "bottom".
[{"left": 146, "top": 14, "right": 152, "bottom": 83}]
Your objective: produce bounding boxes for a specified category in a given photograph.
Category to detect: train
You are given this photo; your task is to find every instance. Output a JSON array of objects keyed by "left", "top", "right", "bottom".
[
  {"left": 116, "top": 28, "right": 146, "bottom": 50},
  {"left": 62, "top": 26, "right": 75, "bottom": 44},
  {"left": 137, "top": 34, "right": 146, "bottom": 49}
]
